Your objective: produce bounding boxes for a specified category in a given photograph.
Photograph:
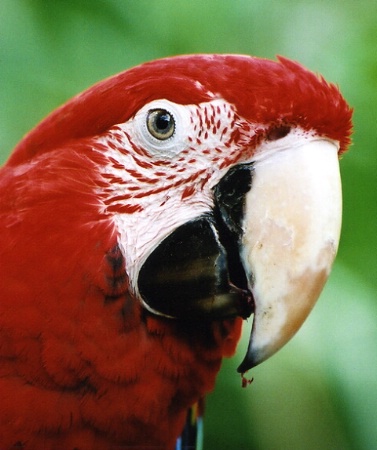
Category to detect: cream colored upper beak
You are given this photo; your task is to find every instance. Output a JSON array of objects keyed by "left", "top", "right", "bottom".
[{"left": 238, "top": 136, "right": 342, "bottom": 372}]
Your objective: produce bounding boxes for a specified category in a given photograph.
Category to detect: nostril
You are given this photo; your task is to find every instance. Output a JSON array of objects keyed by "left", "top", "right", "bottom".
[{"left": 266, "top": 125, "right": 291, "bottom": 141}]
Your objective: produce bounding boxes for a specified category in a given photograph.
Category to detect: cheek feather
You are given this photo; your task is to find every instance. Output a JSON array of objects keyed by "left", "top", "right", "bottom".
[
  {"left": 95, "top": 98, "right": 259, "bottom": 210},
  {"left": 92, "top": 100, "right": 260, "bottom": 294}
]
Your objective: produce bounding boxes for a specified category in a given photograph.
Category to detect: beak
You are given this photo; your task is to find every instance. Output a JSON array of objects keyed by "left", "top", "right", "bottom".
[{"left": 238, "top": 138, "right": 342, "bottom": 372}]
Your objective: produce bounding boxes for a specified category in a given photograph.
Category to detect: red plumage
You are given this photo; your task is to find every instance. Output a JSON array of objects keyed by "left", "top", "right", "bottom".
[
  {"left": 0, "top": 142, "right": 242, "bottom": 448},
  {"left": 0, "top": 55, "right": 352, "bottom": 449},
  {"left": 9, "top": 55, "right": 351, "bottom": 167}
]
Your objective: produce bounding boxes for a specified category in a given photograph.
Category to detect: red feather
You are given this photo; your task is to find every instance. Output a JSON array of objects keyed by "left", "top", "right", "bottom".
[
  {"left": 8, "top": 55, "right": 352, "bottom": 167},
  {"left": 0, "top": 141, "right": 242, "bottom": 448},
  {"left": 0, "top": 55, "right": 352, "bottom": 449}
]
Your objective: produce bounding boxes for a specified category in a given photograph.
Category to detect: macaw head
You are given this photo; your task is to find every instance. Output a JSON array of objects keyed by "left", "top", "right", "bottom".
[{"left": 10, "top": 55, "right": 352, "bottom": 371}]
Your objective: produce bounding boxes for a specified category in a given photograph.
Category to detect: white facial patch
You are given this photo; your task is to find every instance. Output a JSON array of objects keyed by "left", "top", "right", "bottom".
[{"left": 94, "top": 98, "right": 258, "bottom": 296}]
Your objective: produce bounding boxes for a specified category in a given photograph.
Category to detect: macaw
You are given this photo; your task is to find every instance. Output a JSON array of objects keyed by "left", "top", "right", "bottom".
[{"left": 0, "top": 55, "right": 352, "bottom": 449}]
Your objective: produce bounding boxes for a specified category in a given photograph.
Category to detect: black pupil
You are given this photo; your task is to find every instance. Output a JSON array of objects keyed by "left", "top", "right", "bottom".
[
  {"left": 147, "top": 108, "right": 175, "bottom": 140},
  {"left": 154, "top": 111, "right": 172, "bottom": 133}
]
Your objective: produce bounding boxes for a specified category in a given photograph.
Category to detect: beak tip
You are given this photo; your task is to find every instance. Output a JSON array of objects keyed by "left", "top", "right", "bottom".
[
  {"left": 236, "top": 345, "right": 267, "bottom": 373},
  {"left": 237, "top": 360, "right": 253, "bottom": 374},
  {"left": 237, "top": 358, "right": 258, "bottom": 374}
]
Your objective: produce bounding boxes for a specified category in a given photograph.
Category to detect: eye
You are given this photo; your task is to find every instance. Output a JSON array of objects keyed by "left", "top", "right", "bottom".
[
  {"left": 146, "top": 109, "right": 175, "bottom": 140},
  {"left": 131, "top": 99, "right": 190, "bottom": 157}
]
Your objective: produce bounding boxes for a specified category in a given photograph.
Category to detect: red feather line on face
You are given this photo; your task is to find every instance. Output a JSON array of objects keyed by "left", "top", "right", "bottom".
[{"left": 93, "top": 98, "right": 259, "bottom": 215}]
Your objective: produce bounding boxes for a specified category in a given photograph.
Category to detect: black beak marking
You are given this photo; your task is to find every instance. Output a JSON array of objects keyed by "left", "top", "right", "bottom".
[
  {"left": 213, "top": 163, "right": 254, "bottom": 291},
  {"left": 137, "top": 164, "right": 254, "bottom": 320}
]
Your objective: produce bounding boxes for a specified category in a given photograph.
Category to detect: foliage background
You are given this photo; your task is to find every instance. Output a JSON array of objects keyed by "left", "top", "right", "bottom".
[{"left": 1, "top": 1, "right": 376, "bottom": 449}]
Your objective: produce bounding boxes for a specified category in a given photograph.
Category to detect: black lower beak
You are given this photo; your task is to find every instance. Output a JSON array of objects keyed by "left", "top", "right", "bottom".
[
  {"left": 137, "top": 163, "right": 255, "bottom": 320},
  {"left": 137, "top": 214, "right": 253, "bottom": 319}
]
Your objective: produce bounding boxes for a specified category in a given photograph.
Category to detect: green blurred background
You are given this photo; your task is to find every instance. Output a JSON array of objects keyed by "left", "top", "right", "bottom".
[{"left": 1, "top": 1, "right": 376, "bottom": 449}]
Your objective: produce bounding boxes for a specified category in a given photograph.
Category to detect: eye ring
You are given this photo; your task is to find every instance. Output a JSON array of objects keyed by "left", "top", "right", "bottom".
[{"left": 146, "top": 109, "right": 176, "bottom": 140}]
